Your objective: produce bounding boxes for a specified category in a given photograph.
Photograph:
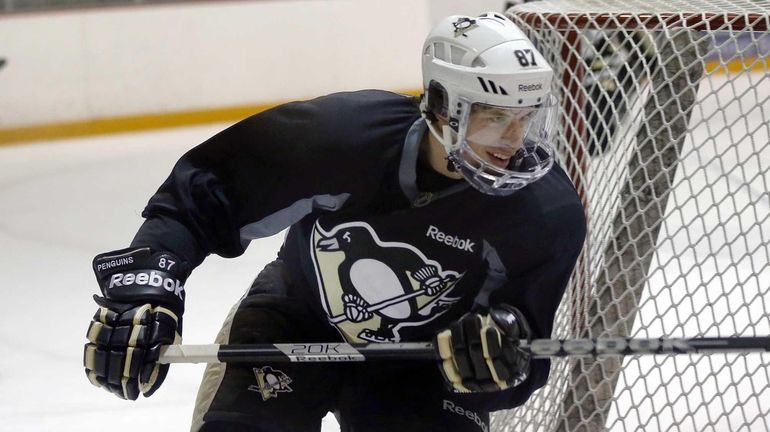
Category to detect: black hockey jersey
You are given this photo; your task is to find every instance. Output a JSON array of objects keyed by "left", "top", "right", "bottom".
[{"left": 132, "top": 90, "right": 586, "bottom": 409}]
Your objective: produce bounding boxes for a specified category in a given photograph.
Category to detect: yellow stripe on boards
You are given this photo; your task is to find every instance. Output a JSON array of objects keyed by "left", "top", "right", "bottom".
[
  {"left": 0, "top": 104, "right": 273, "bottom": 146},
  {"left": 705, "top": 57, "right": 770, "bottom": 74},
  {"left": 0, "top": 89, "right": 423, "bottom": 146}
]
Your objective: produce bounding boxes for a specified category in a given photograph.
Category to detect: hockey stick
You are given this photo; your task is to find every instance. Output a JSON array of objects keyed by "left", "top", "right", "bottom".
[{"left": 158, "top": 336, "right": 770, "bottom": 364}]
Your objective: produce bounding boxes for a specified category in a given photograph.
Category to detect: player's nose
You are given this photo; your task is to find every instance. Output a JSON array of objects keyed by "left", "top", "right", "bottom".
[{"left": 500, "top": 121, "right": 523, "bottom": 148}]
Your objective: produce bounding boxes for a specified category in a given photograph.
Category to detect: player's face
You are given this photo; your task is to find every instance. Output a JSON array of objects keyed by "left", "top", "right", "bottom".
[{"left": 463, "top": 105, "right": 536, "bottom": 170}]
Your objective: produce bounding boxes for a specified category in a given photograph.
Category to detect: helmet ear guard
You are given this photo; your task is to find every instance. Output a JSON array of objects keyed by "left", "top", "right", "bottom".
[{"left": 424, "top": 81, "right": 448, "bottom": 123}]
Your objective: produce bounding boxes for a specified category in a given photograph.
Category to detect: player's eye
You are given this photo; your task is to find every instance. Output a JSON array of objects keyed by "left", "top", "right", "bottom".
[
  {"left": 517, "top": 110, "right": 537, "bottom": 122},
  {"left": 480, "top": 112, "right": 509, "bottom": 123}
]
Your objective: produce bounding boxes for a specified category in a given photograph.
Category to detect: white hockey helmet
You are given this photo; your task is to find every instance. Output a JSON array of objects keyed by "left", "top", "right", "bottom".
[{"left": 420, "top": 12, "right": 557, "bottom": 195}]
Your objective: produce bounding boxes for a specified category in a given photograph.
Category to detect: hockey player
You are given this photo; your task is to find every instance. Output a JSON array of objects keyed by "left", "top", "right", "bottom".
[{"left": 83, "top": 12, "right": 586, "bottom": 432}]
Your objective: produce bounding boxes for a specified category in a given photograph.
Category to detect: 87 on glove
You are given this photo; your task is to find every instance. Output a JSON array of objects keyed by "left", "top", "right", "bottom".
[
  {"left": 84, "top": 246, "right": 189, "bottom": 400},
  {"left": 435, "top": 305, "right": 532, "bottom": 392}
]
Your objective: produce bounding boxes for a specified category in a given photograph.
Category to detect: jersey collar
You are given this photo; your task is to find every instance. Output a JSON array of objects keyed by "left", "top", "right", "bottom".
[{"left": 399, "top": 118, "right": 468, "bottom": 207}]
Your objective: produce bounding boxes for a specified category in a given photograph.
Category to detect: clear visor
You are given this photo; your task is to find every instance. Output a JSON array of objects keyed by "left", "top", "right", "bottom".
[
  {"left": 449, "top": 95, "right": 558, "bottom": 195},
  {"left": 464, "top": 104, "right": 539, "bottom": 150}
]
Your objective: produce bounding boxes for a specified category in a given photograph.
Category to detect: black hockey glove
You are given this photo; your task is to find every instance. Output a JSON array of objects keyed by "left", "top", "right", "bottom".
[
  {"left": 434, "top": 304, "right": 532, "bottom": 393},
  {"left": 83, "top": 246, "right": 190, "bottom": 400}
]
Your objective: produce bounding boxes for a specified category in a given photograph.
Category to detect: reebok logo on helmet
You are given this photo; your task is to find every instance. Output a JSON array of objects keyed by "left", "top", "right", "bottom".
[
  {"left": 518, "top": 83, "right": 543, "bottom": 92},
  {"left": 109, "top": 271, "right": 185, "bottom": 300}
]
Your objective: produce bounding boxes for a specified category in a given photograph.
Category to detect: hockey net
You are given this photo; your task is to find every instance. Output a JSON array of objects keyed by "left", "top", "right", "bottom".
[{"left": 494, "top": 1, "right": 770, "bottom": 431}]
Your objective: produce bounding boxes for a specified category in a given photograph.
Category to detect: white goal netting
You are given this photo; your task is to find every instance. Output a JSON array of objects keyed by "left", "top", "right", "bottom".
[{"left": 494, "top": 1, "right": 770, "bottom": 431}]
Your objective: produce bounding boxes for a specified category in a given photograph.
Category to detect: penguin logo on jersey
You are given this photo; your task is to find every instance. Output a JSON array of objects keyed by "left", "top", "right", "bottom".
[
  {"left": 248, "top": 366, "right": 293, "bottom": 401},
  {"left": 311, "top": 221, "right": 463, "bottom": 343}
]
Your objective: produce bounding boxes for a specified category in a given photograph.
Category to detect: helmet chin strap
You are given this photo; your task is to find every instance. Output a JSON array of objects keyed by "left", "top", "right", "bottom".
[{"left": 439, "top": 124, "right": 459, "bottom": 173}]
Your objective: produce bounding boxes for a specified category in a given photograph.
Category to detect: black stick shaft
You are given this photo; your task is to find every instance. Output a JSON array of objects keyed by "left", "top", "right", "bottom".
[{"left": 158, "top": 337, "right": 770, "bottom": 364}]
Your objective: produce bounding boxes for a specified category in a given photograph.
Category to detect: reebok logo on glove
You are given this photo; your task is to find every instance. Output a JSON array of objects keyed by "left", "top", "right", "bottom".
[{"left": 109, "top": 271, "right": 185, "bottom": 300}]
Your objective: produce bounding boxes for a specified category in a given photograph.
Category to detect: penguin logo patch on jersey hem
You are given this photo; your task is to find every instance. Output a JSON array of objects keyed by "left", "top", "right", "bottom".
[
  {"left": 248, "top": 366, "right": 293, "bottom": 401},
  {"left": 311, "top": 221, "right": 464, "bottom": 343}
]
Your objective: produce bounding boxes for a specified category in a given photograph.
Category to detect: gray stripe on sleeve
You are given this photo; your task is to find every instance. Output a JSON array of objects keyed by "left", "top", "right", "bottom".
[
  {"left": 239, "top": 193, "right": 351, "bottom": 242},
  {"left": 399, "top": 118, "right": 426, "bottom": 201}
]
